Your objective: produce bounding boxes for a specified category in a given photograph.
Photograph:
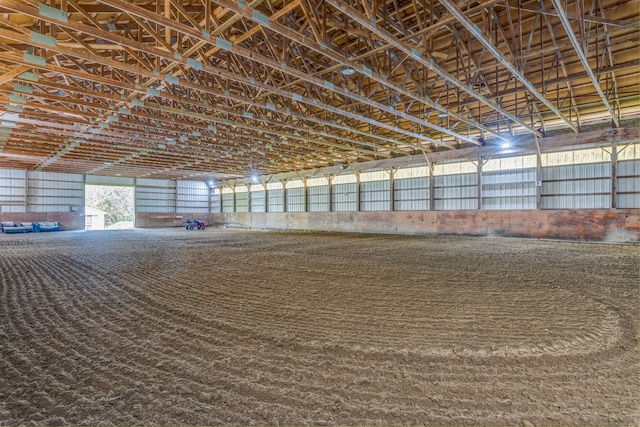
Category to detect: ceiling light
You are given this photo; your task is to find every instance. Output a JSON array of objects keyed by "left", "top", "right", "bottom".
[
  {"left": 341, "top": 66, "right": 356, "bottom": 76},
  {"left": 501, "top": 142, "right": 511, "bottom": 148}
]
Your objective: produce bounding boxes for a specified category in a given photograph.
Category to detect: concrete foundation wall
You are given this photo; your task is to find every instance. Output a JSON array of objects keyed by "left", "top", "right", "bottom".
[
  {"left": 185, "top": 210, "right": 639, "bottom": 242},
  {"left": 0, "top": 212, "right": 85, "bottom": 231}
]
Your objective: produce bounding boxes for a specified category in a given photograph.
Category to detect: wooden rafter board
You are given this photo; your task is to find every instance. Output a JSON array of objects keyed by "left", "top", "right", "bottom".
[{"left": 0, "top": 0, "right": 637, "bottom": 179}]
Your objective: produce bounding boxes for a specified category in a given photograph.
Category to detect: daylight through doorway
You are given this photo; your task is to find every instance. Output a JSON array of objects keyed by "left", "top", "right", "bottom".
[{"left": 85, "top": 185, "right": 134, "bottom": 230}]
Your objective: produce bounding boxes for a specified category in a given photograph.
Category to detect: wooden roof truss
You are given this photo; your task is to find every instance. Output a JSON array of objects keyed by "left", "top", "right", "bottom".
[{"left": 0, "top": 0, "right": 637, "bottom": 178}]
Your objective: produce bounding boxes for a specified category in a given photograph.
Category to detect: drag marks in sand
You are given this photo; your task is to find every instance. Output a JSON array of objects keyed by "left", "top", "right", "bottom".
[{"left": 0, "top": 229, "right": 638, "bottom": 425}]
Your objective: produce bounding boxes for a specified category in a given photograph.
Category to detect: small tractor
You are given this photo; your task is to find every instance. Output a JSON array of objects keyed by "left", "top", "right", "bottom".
[{"left": 185, "top": 219, "right": 207, "bottom": 230}]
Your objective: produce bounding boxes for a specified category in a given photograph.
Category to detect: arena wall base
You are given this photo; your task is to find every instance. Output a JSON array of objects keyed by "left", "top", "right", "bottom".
[
  {"left": 0, "top": 212, "right": 84, "bottom": 231},
  {"left": 199, "top": 209, "right": 639, "bottom": 243}
]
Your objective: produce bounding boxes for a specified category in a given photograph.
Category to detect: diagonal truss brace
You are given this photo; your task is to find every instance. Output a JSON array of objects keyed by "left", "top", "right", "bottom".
[
  {"left": 439, "top": 0, "right": 578, "bottom": 133},
  {"left": 549, "top": 0, "right": 619, "bottom": 127}
]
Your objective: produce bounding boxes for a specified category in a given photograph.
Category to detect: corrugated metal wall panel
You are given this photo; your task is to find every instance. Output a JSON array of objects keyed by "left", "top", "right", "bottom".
[
  {"left": 268, "top": 189, "right": 284, "bottom": 212},
  {"left": 85, "top": 175, "right": 135, "bottom": 186},
  {"left": 307, "top": 186, "right": 329, "bottom": 212},
  {"left": 250, "top": 190, "right": 266, "bottom": 212},
  {"left": 393, "top": 177, "right": 429, "bottom": 211},
  {"left": 136, "top": 178, "right": 174, "bottom": 187},
  {"left": 617, "top": 194, "right": 640, "bottom": 208},
  {"left": 541, "top": 194, "right": 611, "bottom": 209},
  {"left": 135, "top": 179, "right": 176, "bottom": 213},
  {"left": 221, "top": 193, "right": 235, "bottom": 212},
  {"left": 617, "top": 159, "right": 640, "bottom": 208},
  {"left": 0, "top": 168, "right": 26, "bottom": 212},
  {"left": 286, "top": 187, "right": 305, "bottom": 212},
  {"left": 433, "top": 173, "right": 478, "bottom": 210},
  {"left": 542, "top": 163, "right": 611, "bottom": 180},
  {"left": 235, "top": 192, "right": 249, "bottom": 213},
  {"left": 27, "top": 170, "right": 83, "bottom": 213},
  {"left": 210, "top": 191, "right": 222, "bottom": 213},
  {"left": 176, "top": 180, "right": 209, "bottom": 213},
  {"left": 28, "top": 171, "right": 84, "bottom": 182},
  {"left": 541, "top": 163, "right": 611, "bottom": 209},
  {"left": 0, "top": 168, "right": 26, "bottom": 179},
  {"left": 542, "top": 179, "right": 611, "bottom": 195},
  {"left": 332, "top": 183, "right": 357, "bottom": 211},
  {"left": 360, "top": 180, "right": 390, "bottom": 211},
  {"left": 481, "top": 169, "right": 536, "bottom": 210}
]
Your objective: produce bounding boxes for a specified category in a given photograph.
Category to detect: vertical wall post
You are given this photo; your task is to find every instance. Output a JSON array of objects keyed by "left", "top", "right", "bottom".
[
  {"left": 389, "top": 168, "right": 395, "bottom": 211},
  {"left": 477, "top": 157, "right": 482, "bottom": 210},
  {"left": 174, "top": 179, "right": 178, "bottom": 213},
  {"left": 302, "top": 178, "right": 308, "bottom": 212},
  {"left": 24, "top": 171, "right": 29, "bottom": 212},
  {"left": 355, "top": 171, "right": 361, "bottom": 211},
  {"left": 328, "top": 176, "right": 333, "bottom": 212},
  {"left": 535, "top": 138, "right": 542, "bottom": 210},
  {"left": 429, "top": 165, "right": 435, "bottom": 210},
  {"left": 232, "top": 186, "right": 237, "bottom": 213},
  {"left": 282, "top": 180, "right": 287, "bottom": 213},
  {"left": 611, "top": 142, "right": 618, "bottom": 209},
  {"left": 264, "top": 181, "right": 269, "bottom": 213}
]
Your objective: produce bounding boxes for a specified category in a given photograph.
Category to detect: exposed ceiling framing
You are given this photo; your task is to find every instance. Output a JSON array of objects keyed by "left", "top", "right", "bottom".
[{"left": 0, "top": 0, "right": 637, "bottom": 179}]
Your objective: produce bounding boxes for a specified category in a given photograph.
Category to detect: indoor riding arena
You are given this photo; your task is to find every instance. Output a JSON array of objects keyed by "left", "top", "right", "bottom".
[{"left": 0, "top": 0, "right": 638, "bottom": 426}]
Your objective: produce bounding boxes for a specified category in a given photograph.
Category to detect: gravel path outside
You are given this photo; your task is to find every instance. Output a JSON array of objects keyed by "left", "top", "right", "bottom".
[{"left": 0, "top": 228, "right": 638, "bottom": 425}]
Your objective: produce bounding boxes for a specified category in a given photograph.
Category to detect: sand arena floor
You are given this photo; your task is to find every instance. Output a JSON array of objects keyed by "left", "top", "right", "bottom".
[{"left": 0, "top": 228, "right": 638, "bottom": 425}]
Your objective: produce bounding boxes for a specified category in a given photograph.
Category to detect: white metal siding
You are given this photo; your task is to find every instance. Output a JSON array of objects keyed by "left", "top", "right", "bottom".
[
  {"left": 286, "top": 187, "right": 305, "bottom": 212},
  {"left": 175, "top": 180, "right": 209, "bottom": 213},
  {"left": 267, "top": 189, "right": 284, "bottom": 212},
  {"left": 541, "top": 163, "right": 611, "bottom": 209},
  {"left": 332, "top": 183, "right": 357, "bottom": 211},
  {"left": 394, "top": 177, "right": 429, "bottom": 211},
  {"left": 307, "top": 186, "right": 329, "bottom": 212},
  {"left": 235, "top": 192, "right": 249, "bottom": 213},
  {"left": 135, "top": 178, "right": 176, "bottom": 213},
  {"left": 221, "top": 193, "right": 235, "bottom": 212},
  {"left": 86, "top": 174, "right": 135, "bottom": 186},
  {"left": 360, "top": 180, "right": 390, "bottom": 211},
  {"left": 481, "top": 169, "right": 536, "bottom": 210},
  {"left": 617, "top": 159, "right": 640, "bottom": 208},
  {"left": 27, "top": 171, "right": 83, "bottom": 213},
  {"left": 250, "top": 190, "right": 266, "bottom": 212},
  {"left": 210, "top": 191, "right": 222, "bottom": 213},
  {"left": 433, "top": 173, "right": 478, "bottom": 210},
  {"left": 0, "top": 168, "right": 26, "bottom": 212}
]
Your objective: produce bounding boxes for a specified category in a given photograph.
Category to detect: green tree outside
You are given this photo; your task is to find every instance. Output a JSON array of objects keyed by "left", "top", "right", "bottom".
[{"left": 85, "top": 185, "right": 134, "bottom": 228}]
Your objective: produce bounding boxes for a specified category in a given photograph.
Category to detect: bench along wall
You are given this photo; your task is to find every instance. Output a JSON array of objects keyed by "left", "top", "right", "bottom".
[{"left": 0, "top": 170, "right": 85, "bottom": 230}]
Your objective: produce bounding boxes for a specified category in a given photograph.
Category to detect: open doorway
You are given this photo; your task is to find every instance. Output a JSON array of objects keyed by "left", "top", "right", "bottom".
[{"left": 85, "top": 185, "right": 134, "bottom": 230}]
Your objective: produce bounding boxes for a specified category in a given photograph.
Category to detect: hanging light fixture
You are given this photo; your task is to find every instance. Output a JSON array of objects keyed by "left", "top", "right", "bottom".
[{"left": 341, "top": 66, "right": 356, "bottom": 76}]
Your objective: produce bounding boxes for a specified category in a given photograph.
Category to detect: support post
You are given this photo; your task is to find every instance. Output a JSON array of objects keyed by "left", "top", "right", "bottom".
[
  {"left": 429, "top": 166, "right": 435, "bottom": 210},
  {"left": 328, "top": 176, "right": 333, "bottom": 212},
  {"left": 389, "top": 168, "right": 395, "bottom": 211},
  {"left": 282, "top": 180, "right": 287, "bottom": 213},
  {"left": 477, "top": 157, "right": 482, "bottom": 210},
  {"left": 611, "top": 142, "right": 618, "bottom": 208},
  {"left": 535, "top": 137, "right": 542, "bottom": 210}
]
